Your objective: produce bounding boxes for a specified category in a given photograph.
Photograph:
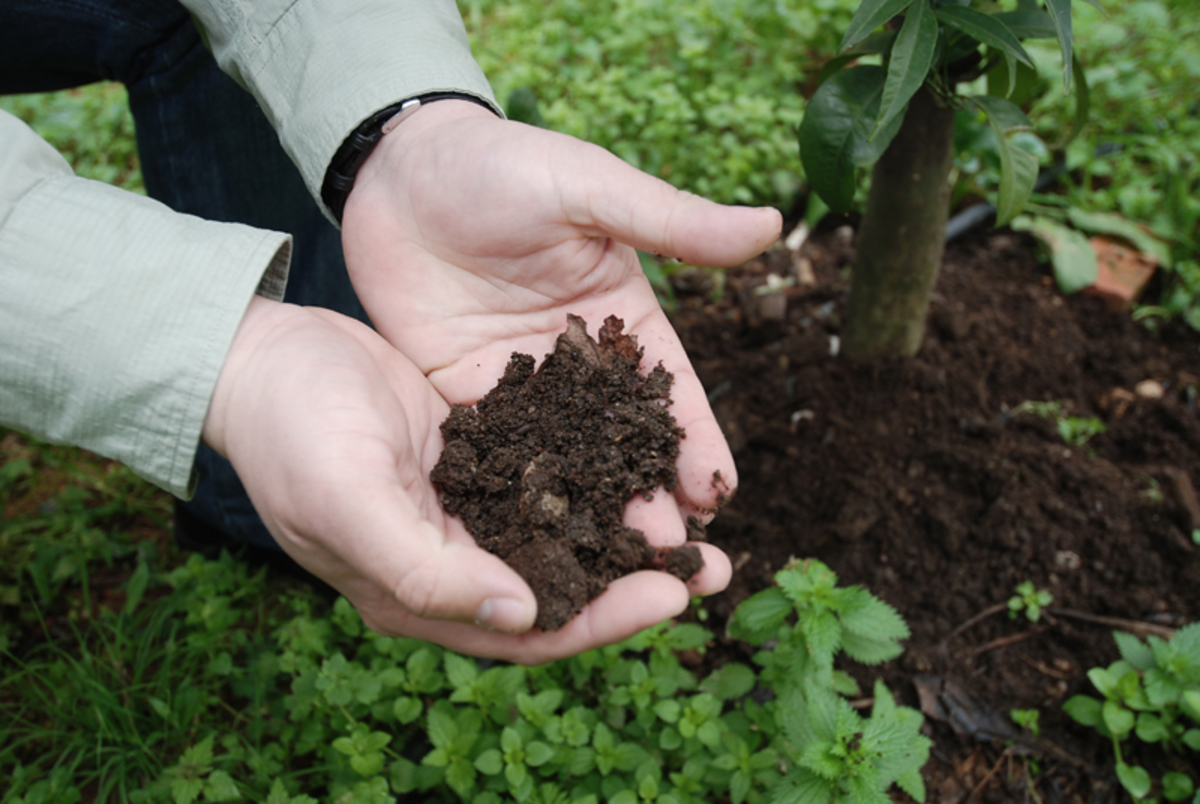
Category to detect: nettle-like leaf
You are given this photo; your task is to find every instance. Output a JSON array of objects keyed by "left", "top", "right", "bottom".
[{"left": 732, "top": 586, "right": 793, "bottom": 642}]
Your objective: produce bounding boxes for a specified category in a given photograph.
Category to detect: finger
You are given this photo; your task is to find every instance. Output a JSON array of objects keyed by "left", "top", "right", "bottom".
[
  {"left": 623, "top": 489, "right": 687, "bottom": 548},
  {"left": 683, "top": 542, "right": 733, "bottom": 597},
  {"left": 619, "top": 307, "right": 738, "bottom": 511},
  {"left": 561, "top": 141, "right": 782, "bottom": 267},
  {"left": 316, "top": 484, "right": 539, "bottom": 633},
  {"left": 377, "top": 569, "right": 693, "bottom": 665}
]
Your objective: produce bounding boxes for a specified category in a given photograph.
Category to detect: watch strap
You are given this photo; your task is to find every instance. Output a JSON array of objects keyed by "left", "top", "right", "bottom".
[{"left": 320, "top": 92, "right": 495, "bottom": 223}]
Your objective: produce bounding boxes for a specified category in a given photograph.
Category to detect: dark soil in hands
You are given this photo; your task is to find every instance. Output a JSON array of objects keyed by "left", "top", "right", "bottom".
[
  {"left": 432, "top": 315, "right": 703, "bottom": 631},
  {"left": 671, "top": 224, "right": 1199, "bottom": 803}
]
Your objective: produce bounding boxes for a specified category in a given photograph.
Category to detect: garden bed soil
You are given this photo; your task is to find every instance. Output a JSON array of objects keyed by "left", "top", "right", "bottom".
[{"left": 671, "top": 225, "right": 1200, "bottom": 803}]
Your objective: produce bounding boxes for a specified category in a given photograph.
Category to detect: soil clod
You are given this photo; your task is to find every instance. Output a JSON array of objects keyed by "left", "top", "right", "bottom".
[{"left": 432, "top": 314, "right": 701, "bottom": 631}]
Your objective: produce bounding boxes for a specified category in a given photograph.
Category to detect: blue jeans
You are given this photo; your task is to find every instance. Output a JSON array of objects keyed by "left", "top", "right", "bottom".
[{"left": 2, "top": 0, "right": 368, "bottom": 550}]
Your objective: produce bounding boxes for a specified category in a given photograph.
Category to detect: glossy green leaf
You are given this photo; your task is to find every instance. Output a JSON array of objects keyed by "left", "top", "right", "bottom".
[
  {"left": 799, "top": 67, "right": 901, "bottom": 212},
  {"left": 972, "top": 95, "right": 1038, "bottom": 226},
  {"left": 872, "top": 0, "right": 937, "bottom": 141},
  {"left": 1161, "top": 772, "right": 1194, "bottom": 802},
  {"left": 1102, "top": 699, "right": 1135, "bottom": 738},
  {"left": 992, "top": 8, "right": 1057, "bottom": 39},
  {"left": 1011, "top": 216, "right": 1097, "bottom": 294},
  {"left": 936, "top": 5, "right": 1034, "bottom": 69},
  {"left": 1116, "top": 762, "right": 1151, "bottom": 801},
  {"left": 842, "top": 0, "right": 917, "bottom": 52},
  {"left": 1043, "top": 0, "right": 1074, "bottom": 90}
]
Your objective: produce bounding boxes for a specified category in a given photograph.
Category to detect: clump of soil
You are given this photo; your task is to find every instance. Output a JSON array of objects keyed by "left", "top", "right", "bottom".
[{"left": 432, "top": 314, "right": 704, "bottom": 631}]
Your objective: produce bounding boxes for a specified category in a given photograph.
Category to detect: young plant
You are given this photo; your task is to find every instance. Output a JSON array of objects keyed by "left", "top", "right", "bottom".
[
  {"left": 798, "top": 0, "right": 1093, "bottom": 359},
  {"left": 1064, "top": 624, "right": 1200, "bottom": 802},
  {"left": 1008, "top": 580, "right": 1054, "bottom": 622},
  {"left": 768, "top": 679, "right": 931, "bottom": 804},
  {"left": 732, "top": 557, "right": 911, "bottom": 695}
]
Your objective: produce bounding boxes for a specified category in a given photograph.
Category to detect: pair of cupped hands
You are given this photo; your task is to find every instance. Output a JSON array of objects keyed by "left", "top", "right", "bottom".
[{"left": 201, "top": 101, "right": 781, "bottom": 664}]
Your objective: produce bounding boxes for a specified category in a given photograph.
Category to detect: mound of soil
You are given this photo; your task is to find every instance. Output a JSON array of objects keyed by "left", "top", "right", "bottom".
[
  {"left": 672, "top": 225, "right": 1200, "bottom": 802},
  {"left": 432, "top": 314, "right": 703, "bottom": 631}
]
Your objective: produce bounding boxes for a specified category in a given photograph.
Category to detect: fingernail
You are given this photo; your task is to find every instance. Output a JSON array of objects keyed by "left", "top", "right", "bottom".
[{"left": 475, "top": 597, "right": 533, "bottom": 633}]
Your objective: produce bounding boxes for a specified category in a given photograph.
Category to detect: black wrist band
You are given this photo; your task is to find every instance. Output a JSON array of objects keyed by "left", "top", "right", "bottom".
[{"left": 320, "top": 92, "right": 496, "bottom": 223}]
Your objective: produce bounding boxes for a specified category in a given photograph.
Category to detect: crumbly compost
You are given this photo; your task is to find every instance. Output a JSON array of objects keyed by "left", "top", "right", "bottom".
[{"left": 431, "top": 314, "right": 703, "bottom": 631}]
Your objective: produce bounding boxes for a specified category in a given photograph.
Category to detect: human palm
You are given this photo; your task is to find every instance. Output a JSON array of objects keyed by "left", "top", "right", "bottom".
[
  {"left": 342, "top": 101, "right": 781, "bottom": 533},
  {"left": 205, "top": 299, "right": 736, "bottom": 663}
]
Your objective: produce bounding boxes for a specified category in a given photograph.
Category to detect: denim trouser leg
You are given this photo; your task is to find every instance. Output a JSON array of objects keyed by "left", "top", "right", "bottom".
[{"left": 2, "top": 1, "right": 367, "bottom": 549}]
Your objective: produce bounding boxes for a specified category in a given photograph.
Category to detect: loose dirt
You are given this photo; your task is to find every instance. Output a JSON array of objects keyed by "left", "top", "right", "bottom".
[
  {"left": 671, "top": 224, "right": 1200, "bottom": 803},
  {"left": 432, "top": 314, "right": 703, "bottom": 632}
]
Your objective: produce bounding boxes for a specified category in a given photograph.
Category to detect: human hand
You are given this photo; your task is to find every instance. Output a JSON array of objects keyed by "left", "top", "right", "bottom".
[
  {"left": 202, "top": 297, "right": 733, "bottom": 663},
  {"left": 341, "top": 100, "right": 780, "bottom": 558}
]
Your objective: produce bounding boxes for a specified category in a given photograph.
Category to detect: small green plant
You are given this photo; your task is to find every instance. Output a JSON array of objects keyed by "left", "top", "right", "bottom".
[
  {"left": 1013, "top": 400, "right": 1107, "bottom": 447},
  {"left": 1011, "top": 707, "right": 1042, "bottom": 737},
  {"left": 1063, "top": 624, "right": 1200, "bottom": 802},
  {"left": 1008, "top": 580, "right": 1054, "bottom": 622}
]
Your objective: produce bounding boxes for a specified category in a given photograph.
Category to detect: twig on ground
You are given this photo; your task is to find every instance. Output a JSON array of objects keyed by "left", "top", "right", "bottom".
[
  {"left": 969, "top": 628, "right": 1045, "bottom": 657},
  {"left": 966, "top": 747, "right": 1014, "bottom": 804},
  {"left": 942, "top": 601, "right": 1008, "bottom": 646},
  {"left": 1045, "top": 607, "right": 1176, "bottom": 640}
]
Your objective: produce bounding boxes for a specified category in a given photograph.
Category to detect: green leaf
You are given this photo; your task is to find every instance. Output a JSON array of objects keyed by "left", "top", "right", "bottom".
[
  {"left": 971, "top": 95, "right": 1038, "bottom": 226},
  {"left": 799, "top": 66, "right": 902, "bottom": 212},
  {"left": 474, "top": 749, "right": 503, "bottom": 776},
  {"left": 1043, "top": 0, "right": 1074, "bottom": 91},
  {"left": 842, "top": 0, "right": 917, "bottom": 52},
  {"left": 766, "top": 770, "right": 837, "bottom": 804},
  {"left": 500, "top": 726, "right": 522, "bottom": 754},
  {"left": 1102, "top": 700, "right": 1135, "bottom": 738},
  {"left": 731, "top": 587, "right": 792, "bottom": 640},
  {"left": 837, "top": 589, "right": 910, "bottom": 642},
  {"left": 444, "top": 653, "right": 479, "bottom": 690},
  {"left": 840, "top": 630, "right": 904, "bottom": 665},
  {"left": 1067, "top": 208, "right": 1171, "bottom": 268},
  {"left": 701, "top": 663, "right": 756, "bottom": 701},
  {"left": 427, "top": 708, "right": 458, "bottom": 750},
  {"left": 1135, "top": 712, "right": 1171, "bottom": 743},
  {"left": 171, "top": 778, "right": 203, "bottom": 804},
  {"left": 1116, "top": 762, "right": 1152, "bottom": 801},
  {"left": 654, "top": 700, "right": 681, "bottom": 723},
  {"left": 872, "top": 0, "right": 937, "bottom": 141},
  {"left": 1162, "top": 772, "right": 1194, "bottom": 802},
  {"left": 1063, "top": 695, "right": 1103, "bottom": 727},
  {"left": 1011, "top": 215, "right": 1097, "bottom": 293},
  {"left": 1113, "top": 631, "right": 1157, "bottom": 671},
  {"left": 504, "top": 760, "right": 527, "bottom": 789},
  {"left": 446, "top": 757, "right": 477, "bottom": 798},
  {"left": 123, "top": 560, "right": 150, "bottom": 615},
  {"left": 525, "top": 741, "right": 555, "bottom": 767},
  {"left": 1181, "top": 728, "right": 1200, "bottom": 751},
  {"left": 992, "top": 9, "right": 1058, "bottom": 39},
  {"left": 935, "top": 7, "right": 1034, "bottom": 68},
  {"left": 393, "top": 696, "right": 423, "bottom": 725},
  {"left": 1182, "top": 689, "right": 1200, "bottom": 721}
]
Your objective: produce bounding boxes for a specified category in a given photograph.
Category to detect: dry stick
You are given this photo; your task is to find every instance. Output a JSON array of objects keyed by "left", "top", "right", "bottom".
[
  {"left": 970, "top": 628, "right": 1045, "bottom": 658},
  {"left": 1045, "top": 607, "right": 1176, "bottom": 641},
  {"left": 941, "top": 602, "right": 1009, "bottom": 647},
  {"left": 965, "top": 747, "right": 1014, "bottom": 804}
]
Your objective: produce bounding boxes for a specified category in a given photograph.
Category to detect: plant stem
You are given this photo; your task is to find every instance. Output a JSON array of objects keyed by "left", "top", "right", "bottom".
[{"left": 843, "top": 87, "right": 957, "bottom": 360}]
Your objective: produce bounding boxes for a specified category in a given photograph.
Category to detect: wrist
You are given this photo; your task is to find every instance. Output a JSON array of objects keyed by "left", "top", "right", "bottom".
[{"left": 322, "top": 94, "right": 499, "bottom": 223}]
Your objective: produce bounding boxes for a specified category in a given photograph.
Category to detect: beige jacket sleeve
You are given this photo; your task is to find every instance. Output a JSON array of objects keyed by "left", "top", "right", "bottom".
[
  {"left": 0, "top": 111, "right": 290, "bottom": 497},
  {"left": 182, "top": 0, "right": 502, "bottom": 223},
  {"left": 1, "top": 1, "right": 497, "bottom": 495}
]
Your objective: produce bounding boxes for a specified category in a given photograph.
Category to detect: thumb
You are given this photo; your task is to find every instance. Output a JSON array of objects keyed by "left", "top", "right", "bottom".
[
  {"left": 565, "top": 142, "right": 782, "bottom": 267},
  {"left": 319, "top": 488, "right": 539, "bottom": 634}
]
